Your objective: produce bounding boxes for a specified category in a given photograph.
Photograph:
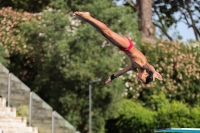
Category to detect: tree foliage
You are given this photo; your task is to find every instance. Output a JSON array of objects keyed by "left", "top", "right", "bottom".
[
  {"left": 121, "top": 0, "right": 200, "bottom": 41},
  {"left": 106, "top": 94, "right": 200, "bottom": 133},
  {"left": 0, "top": 0, "right": 50, "bottom": 13},
  {"left": 2, "top": 1, "right": 200, "bottom": 133},
  {"left": 0, "top": 1, "right": 140, "bottom": 132},
  {"left": 152, "top": 0, "right": 200, "bottom": 41},
  {"left": 0, "top": 7, "right": 36, "bottom": 66}
]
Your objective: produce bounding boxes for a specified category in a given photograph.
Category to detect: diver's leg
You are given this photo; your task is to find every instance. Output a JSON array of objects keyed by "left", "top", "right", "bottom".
[{"left": 73, "top": 12, "right": 129, "bottom": 48}]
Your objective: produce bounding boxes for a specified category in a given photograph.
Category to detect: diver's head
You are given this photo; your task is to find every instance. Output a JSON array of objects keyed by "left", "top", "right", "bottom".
[{"left": 136, "top": 69, "right": 153, "bottom": 84}]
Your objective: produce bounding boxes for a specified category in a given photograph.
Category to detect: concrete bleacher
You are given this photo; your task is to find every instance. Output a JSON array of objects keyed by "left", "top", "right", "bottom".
[
  {"left": 0, "top": 97, "right": 38, "bottom": 133},
  {"left": 0, "top": 63, "right": 76, "bottom": 133}
]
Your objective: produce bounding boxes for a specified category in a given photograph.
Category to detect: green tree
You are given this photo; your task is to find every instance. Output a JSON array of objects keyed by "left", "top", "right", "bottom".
[
  {"left": 0, "top": 0, "right": 50, "bottom": 12},
  {"left": 137, "top": 0, "right": 155, "bottom": 42},
  {"left": 106, "top": 94, "right": 200, "bottom": 133},
  {"left": 114, "top": 0, "right": 155, "bottom": 42},
  {"left": 153, "top": 0, "right": 200, "bottom": 41},
  {"left": 106, "top": 98, "right": 156, "bottom": 133},
  {"left": 0, "top": 1, "right": 140, "bottom": 132},
  {"left": 121, "top": 0, "right": 200, "bottom": 41}
]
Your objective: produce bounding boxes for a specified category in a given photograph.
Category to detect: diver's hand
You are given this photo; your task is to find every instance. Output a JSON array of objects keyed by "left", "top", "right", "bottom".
[
  {"left": 153, "top": 71, "right": 163, "bottom": 81},
  {"left": 105, "top": 77, "right": 112, "bottom": 84}
]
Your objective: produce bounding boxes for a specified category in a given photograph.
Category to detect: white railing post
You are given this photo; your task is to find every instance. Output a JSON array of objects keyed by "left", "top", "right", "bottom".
[
  {"left": 7, "top": 73, "right": 11, "bottom": 107},
  {"left": 29, "top": 92, "right": 32, "bottom": 126},
  {"left": 52, "top": 111, "right": 55, "bottom": 133}
]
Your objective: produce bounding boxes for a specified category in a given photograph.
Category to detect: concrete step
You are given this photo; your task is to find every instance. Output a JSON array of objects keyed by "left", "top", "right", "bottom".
[
  {"left": 0, "top": 121, "right": 27, "bottom": 129},
  {"left": 0, "top": 98, "right": 16, "bottom": 117},
  {"left": 0, "top": 111, "right": 16, "bottom": 118},
  {"left": 0, "top": 107, "right": 16, "bottom": 117},
  {"left": 0, "top": 131, "right": 35, "bottom": 133},
  {"left": 0, "top": 131, "right": 37, "bottom": 133},
  {"left": 0, "top": 106, "right": 16, "bottom": 112},
  {"left": 0, "top": 117, "right": 27, "bottom": 127},
  {"left": 0, "top": 126, "right": 38, "bottom": 133},
  {"left": 0, "top": 117, "right": 27, "bottom": 123}
]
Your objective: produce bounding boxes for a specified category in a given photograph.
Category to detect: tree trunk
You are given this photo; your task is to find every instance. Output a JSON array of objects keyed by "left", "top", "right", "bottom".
[{"left": 136, "top": 0, "right": 155, "bottom": 42}]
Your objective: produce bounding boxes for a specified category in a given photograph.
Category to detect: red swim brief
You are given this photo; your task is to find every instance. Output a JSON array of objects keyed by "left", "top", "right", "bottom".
[{"left": 118, "top": 38, "right": 134, "bottom": 52}]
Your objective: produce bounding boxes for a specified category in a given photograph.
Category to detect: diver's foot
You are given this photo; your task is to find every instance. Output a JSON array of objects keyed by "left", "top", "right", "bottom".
[{"left": 73, "top": 12, "right": 91, "bottom": 19}]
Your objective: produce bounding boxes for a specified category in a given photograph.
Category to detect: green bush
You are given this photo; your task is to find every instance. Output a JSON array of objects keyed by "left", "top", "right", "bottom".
[
  {"left": 16, "top": 105, "right": 29, "bottom": 119},
  {"left": 0, "top": 46, "right": 7, "bottom": 65},
  {"left": 155, "top": 93, "right": 200, "bottom": 129},
  {"left": 106, "top": 99, "right": 156, "bottom": 133},
  {"left": 106, "top": 94, "right": 200, "bottom": 133}
]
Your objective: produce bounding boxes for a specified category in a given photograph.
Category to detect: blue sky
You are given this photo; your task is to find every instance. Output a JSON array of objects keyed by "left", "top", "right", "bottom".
[
  {"left": 173, "top": 21, "right": 195, "bottom": 42},
  {"left": 115, "top": 0, "right": 196, "bottom": 42}
]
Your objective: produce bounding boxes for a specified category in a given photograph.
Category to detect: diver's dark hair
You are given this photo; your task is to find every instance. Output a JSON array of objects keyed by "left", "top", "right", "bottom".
[{"left": 144, "top": 69, "right": 153, "bottom": 84}]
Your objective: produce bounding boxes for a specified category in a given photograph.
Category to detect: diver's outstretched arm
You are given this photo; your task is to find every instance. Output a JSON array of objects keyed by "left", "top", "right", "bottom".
[{"left": 105, "top": 65, "right": 133, "bottom": 84}]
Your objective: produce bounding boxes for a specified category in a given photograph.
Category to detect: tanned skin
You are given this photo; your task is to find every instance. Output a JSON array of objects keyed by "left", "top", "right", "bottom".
[{"left": 73, "top": 12, "right": 162, "bottom": 84}]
